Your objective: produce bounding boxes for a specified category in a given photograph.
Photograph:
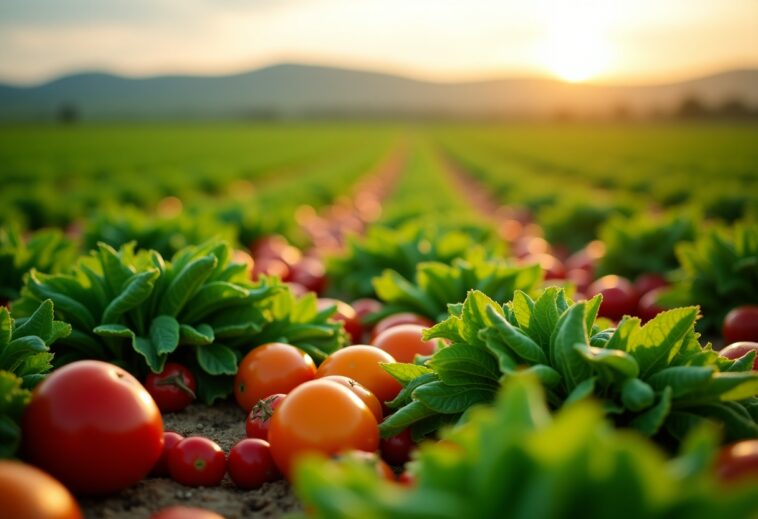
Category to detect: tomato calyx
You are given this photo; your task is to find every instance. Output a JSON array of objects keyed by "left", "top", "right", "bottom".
[
  {"left": 155, "top": 373, "right": 196, "bottom": 399},
  {"left": 250, "top": 394, "right": 281, "bottom": 423}
]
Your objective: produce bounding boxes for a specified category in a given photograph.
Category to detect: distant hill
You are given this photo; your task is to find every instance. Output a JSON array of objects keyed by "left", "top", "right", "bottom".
[{"left": 1, "top": 63, "right": 757, "bottom": 121}]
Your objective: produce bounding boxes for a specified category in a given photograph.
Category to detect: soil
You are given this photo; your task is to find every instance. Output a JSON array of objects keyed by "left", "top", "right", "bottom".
[{"left": 79, "top": 401, "right": 302, "bottom": 519}]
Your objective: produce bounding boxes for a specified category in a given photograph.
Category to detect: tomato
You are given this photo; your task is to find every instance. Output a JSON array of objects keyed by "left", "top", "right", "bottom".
[
  {"left": 252, "top": 256, "right": 291, "bottom": 282},
  {"left": 268, "top": 379, "right": 379, "bottom": 479},
  {"left": 636, "top": 287, "right": 667, "bottom": 323},
  {"left": 290, "top": 257, "right": 327, "bottom": 294},
  {"left": 144, "top": 362, "right": 197, "bottom": 413},
  {"left": 316, "top": 345, "right": 403, "bottom": 406},
  {"left": 397, "top": 470, "right": 416, "bottom": 487},
  {"left": 251, "top": 235, "right": 302, "bottom": 265},
  {"left": 227, "top": 439, "right": 281, "bottom": 489},
  {"left": 380, "top": 428, "right": 415, "bottom": 466},
  {"left": 586, "top": 275, "right": 638, "bottom": 321},
  {"left": 151, "top": 431, "right": 184, "bottom": 477},
  {"left": 168, "top": 436, "right": 226, "bottom": 487},
  {"left": 722, "top": 306, "right": 758, "bottom": 344},
  {"left": 720, "top": 342, "right": 758, "bottom": 370},
  {"left": 715, "top": 439, "right": 758, "bottom": 483},
  {"left": 246, "top": 393, "right": 286, "bottom": 440},
  {"left": 566, "top": 268, "right": 592, "bottom": 293},
  {"left": 352, "top": 298, "right": 383, "bottom": 320},
  {"left": 22, "top": 360, "right": 164, "bottom": 495},
  {"left": 634, "top": 273, "right": 668, "bottom": 297},
  {"left": 234, "top": 343, "right": 316, "bottom": 412},
  {"left": 0, "top": 460, "right": 82, "bottom": 519},
  {"left": 151, "top": 506, "right": 224, "bottom": 519},
  {"left": 336, "top": 450, "right": 395, "bottom": 482},
  {"left": 319, "top": 375, "right": 383, "bottom": 422},
  {"left": 524, "top": 253, "right": 566, "bottom": 280},
  {"left": 371, "top": 313, "right": 435, "bottom": 342},
  {"left": 372, "top": 324, "right": 437, "bottom": 363},
  {"left": 513, "top": 236, "right": 550, "bottom": 259},
  {"left": 318, "top": 298, "right": 362, "bottom": 344}
]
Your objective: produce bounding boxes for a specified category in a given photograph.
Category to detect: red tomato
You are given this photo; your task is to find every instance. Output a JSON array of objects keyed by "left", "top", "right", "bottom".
[
  {"left": 316, "top": 345, "right": 403, "bottom": 406},
  {"left": 22, "top": 360, "right": 164, "bottom": 495},
  {"left": 397, "top": 470, "right": 416, "bottom": 487},
  {"left": 168, "top": 437, "right": 226, "bottom": 487},
  {"left": 715, "top": 439, "right": 758, "bottom": 483},
  {"left": 371, "top": 313, "right": 435, "bottom": 342},
  {"left": 524, "top": 253, "right": 566, "bottom": 280},
  {"left": 318, "top": 375, "right": 383, "bottom": 422},
  {"left": 268, "top": 379, "right": 379, "bottom": 479},
  {"left": 227, "top": 439, "right": 281, "bottom": 489},
  {"left": 152, "top": 431, "right": 184, "bottom": 477},
  {"left": 252, "top": 257, "right": 291, "bottom": 282},
  {"left": 246, "top": 394, "right": 286, "bottom": 440},
  {"left": 723, "top": 306, "right": 758, "bottom": 344},
  {"left": 380, "top": 428, "right": 415, "bottom": 466},
  {"left": 290, "top": 257, "right": 327, "bottom": 294},
  {"left": 720, "top": 342, "right": 758, "bottom": 370},
  {"left": 373, "top": 324, "right": 437, "bottom": 363},
  {"left": 151, "top": 506, "right": 225, "bottom": 519},
  {"left": 636, "top": 287, "right": 667, "bottom": 323},
  {"left": 0, "top": 460, "right": 83, "bottom": 519},
  {"left": 234, "top": 343, "right": 316, "bottom": 412},
  {"left": 318, "top": 298, "right": 362, "bottom": 344},
  {"left": 586, "top": 275, "right": 638, "bottom": 321},
  {"left": 566, "top": 268, "right": 593, "bottom": 293},
  {"left": 352, "top": 298, "right": 383, "bottom": 320},
  {"left": 634, "top": 273, "right": 668, "bottom": 297},
  {"left": 144, "top": 363, "right": 197, "bottom": 413}
]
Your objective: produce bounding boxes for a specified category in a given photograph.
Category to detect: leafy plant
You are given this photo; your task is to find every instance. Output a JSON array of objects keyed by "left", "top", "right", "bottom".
[
  {"left": 294, "top": 375, "right": 758, "bottom": 519},
  {"left": 373, "top": 254, "right": 542, "bottom": 323},
  {"left": 0, "top": 300, "right": 71, "bottom": 457},
  {"left": 380, "top": 288, "right": 758, "bottom": 445},
  {"left": 13, "top": 240, "right": 347, "bottom": 403},
  {"left": 661, "top": 224, "right": 758, "bottom": 334},
  {"left": 540, "top": 199, "right": 635, "bottom": 252},
  {"left": 598, "top": 213, "right": 696, "bottom": 279}
]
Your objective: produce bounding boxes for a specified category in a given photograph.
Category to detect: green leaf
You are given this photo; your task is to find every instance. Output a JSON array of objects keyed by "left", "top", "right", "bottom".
[
  {"left": 133, "top": 336, "right": 166, "bottom": 373},
  {"left": 428, "top": 344, "right": 500, "bottom": 386},
  {"left": 378, "top": 400, "right": 437, "bottom": 438},
  {"left": 182, "top": 281, "right": 251, "bottom": 323},
  {"left": 179, "top": 323, "right": 215, "bottom": 346},
  {"left": 549, "top": 302, "right": 592, "bottom": 390},
  {"left": 381, "top": 362, "right": 435, "bottom": 385},
  {"left": 150, "top": 315, "right": 180, "bottom": 355},
  {"left": 460, "top": 291, "right": 502, "bottom": 347},
  {"left": 564, "top": 376, "right": 596, "bottom": 406},
  {"left": 621, "top": 378, "right": 655, "bottom": 412},
  {"left": 195, "top": 371, "right": 233, "bottom": 405},
  {"left": 646, "top": 366, "right": 715, "bottom": 398},
  {"left": 11, "top": 299, "right": 53, "bottom": 341},
  {"left": 26, "top": 271, "right": 96, "bottom": 331},
  {"left": 385, "top": 372, "right": 439, "bottom": 410},
  {"left": 159, "top": 255, "right": 217, "bottom": 317},
  {"left": 631, "top": 307, "right": 698, "bottom": 378},
  {"left": 93, "top": 323, "right": 134, "bottom": 338},
  {"left": 0, "top": 308, "right": 10, "bottom": 349},
  {"left": 574, "top": 342, "right": 640, "bottom": 380},
  {"left": 196, "top": 344, "right": 238, "bottom": 375},
  {"left": 101, "top": 269, "right": 158, "bottom": 324},
  {"left": 413, "top": 380, "right": 495, "bottom": 414},
  {"left": 97, "top": 242, "right": 136, "bottom": 298},
  {"left": 630, "top": 386, "right": 672, "bottom": 436},
  {"left": 488, "top": 306, "right": 547, "bottom": 364}
]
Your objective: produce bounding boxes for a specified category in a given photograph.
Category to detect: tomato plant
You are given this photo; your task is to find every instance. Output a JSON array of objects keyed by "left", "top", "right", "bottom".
[
  {"left": 722, "top": 305, "right": 758, "bottom": 344},
  {"left": 268, "top": 379, "right": 379, "bottom": 478},
  {"left": 151, "top": 506, "right": 225, "bottom": 519},
  {"left": 372, "top": 324, "right": 436, "bottom": 363},
  {"left": 0, "top": 460, "right": 83, "bottom": 519},
  {"left": 371, "top": 313, "right": 435, "bottom": 341},
  {"left": 144, "top": 362, "right": 197, "bottom": 413},
  {"left": 715, "top": 439, "right": 758, "bottom": 483},
  {"left": 168, "top": 436, "right": 226, "bottom": 487},
  {"left": 22, "top": 360, "right": 164, "bottom": 495},
  {"left": 246, "top": 393, "right": 286, "bottom": 440},
  {"left": 234, "top": 343, "right": 316, "bottom": 412},
  {"left": 380, "top": 428, "right": 415, "bottom": 466},
  {"left": 316, "top": 345, "right": 402, "bottom": 406},
  {"left": 227, "top": 438, "right": 280, "bottom": 489},
  {"left": 151, "top": 431, "right": 185, "bottom": 477},
  {"left": 586, "top": 275, "right": 638, "bottom": 321},
  {"left": 318, "top": 375, "right": 383, "bottom": 421}
]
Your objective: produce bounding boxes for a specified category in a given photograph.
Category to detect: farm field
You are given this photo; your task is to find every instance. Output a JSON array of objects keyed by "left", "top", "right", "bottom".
[{"left": 1, "top": 121, "right": 757, "bottom": 519}]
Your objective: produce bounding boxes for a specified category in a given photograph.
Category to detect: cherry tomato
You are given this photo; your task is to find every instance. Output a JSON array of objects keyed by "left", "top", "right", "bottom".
[
  {"left": 246, "top": 393, "right": 286, "bottom": 440},
  {"left": 723, "top": 306, "right": 758, "bottom": 344},
  {"left": 151, "top": 506, "right": 225, "bottom": 519},
  {"left": 715, "top": 439, "right": 758, "bottom": 483},
  {"left": 0, "top": 460, "right": 83, "bottom": 519},
  {"left": 234, "top": 343, "right": 316, "bottom": 412},
  {"left": 636, "top": 287, "right": 667, "bottom": 323},
  {"left": 290, "top": 257, "right": 327, "bottom": 294},
  {"left": 22, "top": 360, "right": 164, "bottom": 495},
  {"left": 316, "top": 345, "right": 403, "bottom": 406},
  {"left": 525, "top": 253, "right": 566, "bottom": 280},
  {"left": 168, "top": 436, "right": 226, "bottom": 487},
  {"left": 380, "top": 428, "right": 415, "bottom": 466},
  {"left": 318, "top": 375, "right": 383, "bottom": 422},
  {"left": 151, "top": 431, "right": 184, "bottom": 477},
  {"left": 566, "top": 268, "right": 593, "bottom": 293},
  {"left": 144, "top": 362, "right": 197, "bottom": 413},
  {"left": 227, "top": 439, "right": 281, "bottom": 489},
  {"left": 371, "top": 313, "right": 435, "bottom": 342},
  {"left": 634, "top": 273, "right": 668, "bottom": 297},
  {"left": 373, "top": 324, "right": 437, "bottom": 363},
  {"left": 336, "top": 450, "right": 395, "bottom": 481},
  {"left": 720, "top": 342, "right": 758, "bottom": 370},
  {"left": 352, "top": 298, "right": 383, "bottom": 320},
  {"left": 252, "top": 257, "right": 291, "bottom": 282},
  {"left": 268, "top": 379, "right": 379, "bottom": 479},
  {"left": 318, "top": 298, "right": 362, "bottom": 344},
  {"left": 397, "top": 470, "right": 416, "bottom": 487},
  {"left": 586, "top": 275, "right": 638, "bottom": 321}
]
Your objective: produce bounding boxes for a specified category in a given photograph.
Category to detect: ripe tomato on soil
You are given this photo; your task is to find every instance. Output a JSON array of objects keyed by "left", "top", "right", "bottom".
[
  {"left": 234, "top": 343, "right": 316, "bottom": 412},
  {"left": 228, "top": 439, "right": 281, "bottom": 489},
  {"left": 268, "top": 379, "right": 380, "bottom": 479},
  {"left": 380, "top": 428, "right": 416, "bottom": 466},
  {"left": 722, "top": 306, "right": 758, "bottom": 344},
  {"left": 151, "top": 506, "right": 225, "bottom": 519},
  {"left": 715, "top": 439, "right": 758, "bottom": 483},
  {"left": 246, "top": 393, "right": 286, "bottom": 440},
  {"left": 22, "top": 360, "right": 164, "bottom": 495},
  {"left": 318, "top": 375, "right": 383, "bottom": 421},
  {"left": 586, "top": 275, "right": 638, "bottom": 321},
  {"left": 144, "top": 362, "right": 197, "bottom": 413},
  {"left": 316, "top": 345, "right": 402, "bottom": 406},
  {"left": 152, "top": 431, "right": 185, "bottom": 477},
  {"left": 168, "top": 437, "right": 226, "bottom": 487},
  {"left": 371, "top": 313, "right": 435, "bottom": 342},
  {"left": 373, "top": 324, "right": 437, "bottom": 363},
  {"left": 0, "top": 460, "right": 83, "bottom": 519},
  {"left": 317, "top": 298, "right": 362, "bottom": 344}
]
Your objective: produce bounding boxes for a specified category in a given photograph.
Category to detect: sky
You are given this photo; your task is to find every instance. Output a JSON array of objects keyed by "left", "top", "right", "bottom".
[{"left": 0, "top": 0, "right": 756, "bottom": 85}]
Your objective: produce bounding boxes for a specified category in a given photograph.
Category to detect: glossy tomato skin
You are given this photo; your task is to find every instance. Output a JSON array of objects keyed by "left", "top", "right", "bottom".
[
  {"left": 0, "top": 460, "right": 83, "bottom": 519},
  {"left": 372, "top": 324, "right": 436, "bottom": 363},
  {"left": 371, "top": 313, "right": 435, "bottom": 342},
  {"left": 234, "top": 343, "right": 316, "bottom": 412},
  {"left": 380, "top": 428, "right": 415, "bottom": 466},
  {"left": 318, "top": 298, "right": 362, "bottom": 344},
  {"left": 318, "top": 375, "right": 383, "bottom": 422},
  {"left": 316, "top": 345, "right": 402, "bottom": 407},
  {"left": 715, "top": 439, "right": 758, "bottom": 483},
  {"left": 636, "top": 287, "right": 667, "bottom": 323},
  {"left": 289, "top": 257, "right": 327, "bottom": 294},
  {"left": 151, "top": 506, "right": 225, "bottom": 519},
  {"left": 151, "top": 431, "right": 184, "bottom": 477},
  {"left": 144, "top": 363, "right": 197, "bottom": 413},
  {"left": 22, "top": 360, "right": 164, "bottom": 495},
  {"left": 586, "top": 275, "right": 638, "bottom": 322},
  {"left": 352, "top": 298, "right": 383, "bottom": 320},
  {"left": 722, "top": 306, "right": 758, "bottom": 344},
  {"left": 168, "top": 437, "right": 226, "bottom": 487},
  {"left": 268, "top": 379, "right": 379, "bottom": 479},
  {"left": 634, "top": 273, "right": 669, "bottom": 297},
  {"left": 720, "top": 342, "right": 758, "bottom": 370},
  {"left": 246, "top": 394, "right": 286, "bottom": 440},
  {"left": 227, "top": 439, "right": 280, "bottom": 489}
]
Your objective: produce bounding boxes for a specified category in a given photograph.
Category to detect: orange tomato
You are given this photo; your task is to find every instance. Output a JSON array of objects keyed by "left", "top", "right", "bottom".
[
  {"left": 316, "top": 345, "right": 402, "bottom": 405},
  {"left": 372, "top": 324, "right": 437, "bottom": 363},
  {"left": 234, "top": 343, "right": 316, "bottom": 412},
  {"left": 268, "top": 379, "right": 379, "bottom": 479},
  {"left": 0, "top": 460, "right": 82, "bottom": 519},
  {"left": 318, "top": 374, "right": 383, "bottom": 421}
]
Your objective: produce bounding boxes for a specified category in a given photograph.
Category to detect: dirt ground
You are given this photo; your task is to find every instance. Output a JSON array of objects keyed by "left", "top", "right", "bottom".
[{"left": 80, "top": 401, "right": 302, "bottom": 519}]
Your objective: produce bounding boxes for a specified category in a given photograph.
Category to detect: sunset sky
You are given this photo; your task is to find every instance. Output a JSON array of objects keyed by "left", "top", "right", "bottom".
[{"left": 1, "top": 0, "right": 756, "bottom": 85}]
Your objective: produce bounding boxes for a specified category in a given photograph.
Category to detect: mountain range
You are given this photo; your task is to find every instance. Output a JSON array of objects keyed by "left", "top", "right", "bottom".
[{"left": 1, "top": 63, "right": 757, "bottom": 121}]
